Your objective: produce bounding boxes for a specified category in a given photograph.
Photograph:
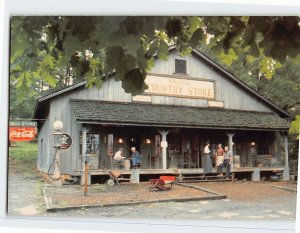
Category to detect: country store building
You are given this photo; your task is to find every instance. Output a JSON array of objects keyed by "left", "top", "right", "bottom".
[{"left": 34, "top": 49, "right": 291, "bottom": 184}]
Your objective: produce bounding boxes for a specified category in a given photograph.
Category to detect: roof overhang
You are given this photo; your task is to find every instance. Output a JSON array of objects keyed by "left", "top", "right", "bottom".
[{"left": 70, "top": 99, "right": 290, "bottom": 131}]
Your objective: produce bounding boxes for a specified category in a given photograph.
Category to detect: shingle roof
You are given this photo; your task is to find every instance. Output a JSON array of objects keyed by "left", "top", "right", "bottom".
[{"left": 70, "top": 99, "right": 290, "bottom": 130}]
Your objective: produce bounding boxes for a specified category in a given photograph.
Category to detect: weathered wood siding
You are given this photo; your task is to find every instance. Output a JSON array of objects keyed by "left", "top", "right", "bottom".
[
  {"left": 37, "top": 118, "right": 51, "bottom": 172},
  {"left": 37, "top": 51, "right": 278, "bottom": 175},
  {"left": 148, "top": 53, "right": 273, "bottom": 112}
]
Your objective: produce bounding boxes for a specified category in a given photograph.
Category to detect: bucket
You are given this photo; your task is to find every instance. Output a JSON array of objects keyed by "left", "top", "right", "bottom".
[
  {"left": 124, "top": 159, "right": 131, "bottom": 170},
  {"left": 233, "top": 155, "right": 241, "bottom": 168}
]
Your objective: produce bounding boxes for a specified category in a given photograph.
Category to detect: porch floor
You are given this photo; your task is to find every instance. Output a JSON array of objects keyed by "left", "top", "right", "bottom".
[{"left": 85, "top": 166, "right": 285, "bottom": 176}]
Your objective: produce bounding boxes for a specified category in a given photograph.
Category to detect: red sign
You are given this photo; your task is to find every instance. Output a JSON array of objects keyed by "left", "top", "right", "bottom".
[{"left": 9, "top": 127, "right": 37, "bottom": 141}]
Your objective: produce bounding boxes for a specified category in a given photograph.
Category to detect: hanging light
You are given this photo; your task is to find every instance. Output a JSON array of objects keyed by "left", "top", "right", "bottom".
[
  {"left": 53, "top": 120, "right": 63, "bottom": 148},
  {"left": 53, "top": 120, "right": 63, "bottom": 131},
  {"left": 117, "top": 138, "right": 123, "bottom": 144},
  {"left": 145, "top": 138, "right": 151, "bottom": 144}
]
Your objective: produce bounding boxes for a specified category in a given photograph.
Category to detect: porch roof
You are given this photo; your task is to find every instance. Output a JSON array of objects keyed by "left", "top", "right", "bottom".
[{"left": 70, "top": 99, "right": 290, "bottom": 131}]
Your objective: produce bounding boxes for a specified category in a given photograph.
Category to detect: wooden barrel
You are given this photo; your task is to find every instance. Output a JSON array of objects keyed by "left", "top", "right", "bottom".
[
  {"left": 233, "top": 155, "right": 241, "bottom": 168},
  {"left": 124, "top": 159, "right": 131, "bottom": 170}
]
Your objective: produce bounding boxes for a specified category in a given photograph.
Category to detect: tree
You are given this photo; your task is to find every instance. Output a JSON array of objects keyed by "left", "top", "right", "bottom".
[{"left": 10, "top": 16, "right": 300, "bottom": 97}]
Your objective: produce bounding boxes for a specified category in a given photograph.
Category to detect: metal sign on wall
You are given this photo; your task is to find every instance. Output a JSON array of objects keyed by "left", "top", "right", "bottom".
[
  {"left": 9, "top": 121, "right": 37, "bottom": 142},
  {"left": 60, "top": 133, "right": 72, "bottom": 151},
  {"left": 144, "top": 75, "right": 215, "bottom": 99}
]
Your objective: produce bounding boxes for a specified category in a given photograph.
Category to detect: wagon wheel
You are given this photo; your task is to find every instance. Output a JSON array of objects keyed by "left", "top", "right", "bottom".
[
  {"left": 107, "top": 178, "right": 115, "bottom": 186},
  {"left": 149, "top": 180, "right": 160, "bottom": 192}
]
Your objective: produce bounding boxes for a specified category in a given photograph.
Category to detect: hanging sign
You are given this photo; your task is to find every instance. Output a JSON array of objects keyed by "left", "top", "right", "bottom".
[
  {"left": 9, "top": 121, "right": 37, "bottom": 142},
  {"left": 60, "top": 133, "right": 72, "bottom": 150}
]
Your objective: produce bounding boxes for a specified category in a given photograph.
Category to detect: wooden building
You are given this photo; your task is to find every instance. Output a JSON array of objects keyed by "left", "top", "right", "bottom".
[{"left": 34, "top": 49, "right": 291, "bottom": 183}]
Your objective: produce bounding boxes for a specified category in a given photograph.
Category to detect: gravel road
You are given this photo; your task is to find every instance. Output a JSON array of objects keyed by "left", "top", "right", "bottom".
[{"left": 7, "top": 173, "right": 297, "bottom": 220}]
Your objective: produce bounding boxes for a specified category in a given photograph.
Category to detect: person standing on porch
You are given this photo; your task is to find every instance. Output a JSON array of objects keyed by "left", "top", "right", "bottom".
[
  {"left": 215, "top": 143, "right": 224, "bottom": 168},
  {"left": 131, "top": 147, "right": 141, "bottom": 169},
  {"left": 217, "top": 146, "right": 232, "bottom": 177},
  {"left": 203, "top": 143, "right": 213, "bottom": 174}
]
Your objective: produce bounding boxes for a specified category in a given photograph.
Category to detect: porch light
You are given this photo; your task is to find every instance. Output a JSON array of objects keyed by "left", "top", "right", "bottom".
[
  {"left": 117, "top": 138, "right": 123, "bottom": 144},
  {"left": 251, "top": 141, "right": 256, "bottom": 146},
  {"left": 53, "top": 120, "right": 63, "bottom": 131},
  {"left": 53, "top": 120, "right": 63, "bottom": 148},
  {"left": 145, "top": 138, "right": 151, "bottom": 144}
]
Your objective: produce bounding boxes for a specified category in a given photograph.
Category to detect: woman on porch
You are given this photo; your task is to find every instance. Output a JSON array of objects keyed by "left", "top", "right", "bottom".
[
  {"left": 203, "top": 142, "right": 213, "bottom": 174},
  {"left": 215, "top": 144, "right": 224, "bottom": 168}
]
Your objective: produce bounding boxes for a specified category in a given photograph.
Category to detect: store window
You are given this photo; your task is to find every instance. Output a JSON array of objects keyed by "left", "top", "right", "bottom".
[
  {"left": 175, "top": 59, "right": 187, "bottom": 74},
  {"left": 168, "top": 134, "right": 182, "bottom": 154},
  {"left": 80, "top": 132, "right": 100, "bottom": 155}
]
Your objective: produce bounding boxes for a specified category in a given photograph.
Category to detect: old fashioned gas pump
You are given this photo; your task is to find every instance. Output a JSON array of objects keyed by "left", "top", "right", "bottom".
[{"left": 50, "top": 120, "right": 72, "bottom": 186}]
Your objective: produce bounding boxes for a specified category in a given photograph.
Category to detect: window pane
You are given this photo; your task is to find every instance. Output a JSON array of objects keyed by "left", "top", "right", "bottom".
[{"left": 175, "top": 59, "right": 186, "bottom": 74}]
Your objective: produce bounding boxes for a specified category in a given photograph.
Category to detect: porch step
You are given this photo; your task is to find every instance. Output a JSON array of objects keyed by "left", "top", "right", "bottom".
[{"left": 178, "top": 174, "right": 234, "bottom": 183}]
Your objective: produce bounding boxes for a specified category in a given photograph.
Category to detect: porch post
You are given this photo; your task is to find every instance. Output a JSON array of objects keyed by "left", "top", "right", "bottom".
[
  {"left": 226, "top": 133, "right": 235, "bottom": 153},
  {"left": 158, "top": 130, "right": 169, "bottom": 170},
  {"left": 282, "top": 134, "right": 290, "bottom": 181},
  {"left": 226, "top": 133, "right": 235, "bottom": 171},
  {"left": 81, "top": 127, "right": 90, "bottom": 185}
]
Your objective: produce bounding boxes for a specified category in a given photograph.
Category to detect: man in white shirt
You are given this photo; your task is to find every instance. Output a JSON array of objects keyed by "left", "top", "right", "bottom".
[
  {"left": 217, "top": 146, "right": 232, "bottom": 177},
  {"left": 114, "top": 148, "right": 126, "bottom": 169},
  {"left": 114, "top": 148, "right": 125, "bottom": 160}
]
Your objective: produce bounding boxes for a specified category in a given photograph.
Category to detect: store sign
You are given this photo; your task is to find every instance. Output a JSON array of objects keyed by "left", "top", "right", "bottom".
[
  {"left": 9, "top": 127, "right": 37, "bottom": 141},
  {"left": 145, "top": 75, "right": 215, "bottom": 99}
]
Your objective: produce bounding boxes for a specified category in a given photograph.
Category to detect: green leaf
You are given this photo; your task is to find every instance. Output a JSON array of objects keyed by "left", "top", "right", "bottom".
[
  {"left": 289, "top": 115, "right": 300, "bottom": 139},
  {"left": 188, "top": 16, "right": 202, "bottom": 33},
  {"left": 190, "top": 28, "right": 205, "bottom": 48},
  {"left": 157, "top": 40, "right": 169, "bottom": 60},
  {"left": 145, "top": 39, "right": 158, "bottom": 59},
  {"left": 218, "top": 48, "right": 238, "bottom": 66},
  {"left": 122, "top": 68, "right": 147, "bottom": 95}
]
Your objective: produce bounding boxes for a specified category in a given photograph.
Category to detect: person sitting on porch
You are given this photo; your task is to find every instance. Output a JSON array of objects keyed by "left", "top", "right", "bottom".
[
  {"left": 217, "top": 146, "right": 232, "bottom": 177},
  {"left": 130, "top": 147, "right": 141, "bottom": 169},
  {"left": 215, "top": 143, "right": 224, "bottom": 168},
  {"left": 113, "top": 147, "right": 126, "bottom": 169}
]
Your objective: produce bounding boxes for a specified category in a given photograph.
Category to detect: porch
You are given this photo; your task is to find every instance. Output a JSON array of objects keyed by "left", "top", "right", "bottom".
[{"left": 80, "top": 166, "right": 287, "bottom": 184}]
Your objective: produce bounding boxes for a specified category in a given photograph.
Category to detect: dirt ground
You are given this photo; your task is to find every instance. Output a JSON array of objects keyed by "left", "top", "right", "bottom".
[
  {"left": 44, "top": 182, "right": 214, "bottom": 207},
  {"left": 193, "top": 181, "right": 297, "bottom": 202},
  {"left": 7, "top": 173, "right": 298, "bottom": 220},
  {"left": 43, "top": 180, "right": 297, "bottom": 210}
]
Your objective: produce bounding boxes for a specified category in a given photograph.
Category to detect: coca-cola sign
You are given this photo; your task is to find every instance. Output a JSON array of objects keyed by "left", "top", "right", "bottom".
[{"left": 9, "top": 127, "right": 37, "bottom": 141}]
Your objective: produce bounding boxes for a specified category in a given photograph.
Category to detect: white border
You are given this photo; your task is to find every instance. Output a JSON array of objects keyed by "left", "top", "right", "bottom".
[{"left": 1, "top": 1, "right": 299, "bottom": 233}]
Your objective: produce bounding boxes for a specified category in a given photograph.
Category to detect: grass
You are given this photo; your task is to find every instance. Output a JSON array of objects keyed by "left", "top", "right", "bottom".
[{"left": 9, "top": 141, "right": 38, "bottom": 174}]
